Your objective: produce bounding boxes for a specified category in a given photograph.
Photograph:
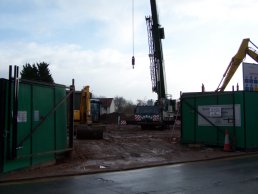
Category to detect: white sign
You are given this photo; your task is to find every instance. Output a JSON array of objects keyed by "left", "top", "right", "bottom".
[
  {"left": 198, "top": 104, "right": 241, "bottom": 127},
  {"left": 209, "top": 107, "right": 221, "bottom": 117},
  {"left": 242, "top": 62, "right": 258, "bottom": 91},
  {"left": 17, "top": 111, "right": 27, "bottom": 123},
  {"left": 34, "top": 110, "right": 40, "bottom": 122}
]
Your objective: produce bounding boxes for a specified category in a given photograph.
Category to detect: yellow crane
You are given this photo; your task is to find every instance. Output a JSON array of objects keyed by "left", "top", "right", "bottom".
[{"left": 216, "top": 38, "right": 258, "bottom": 92}]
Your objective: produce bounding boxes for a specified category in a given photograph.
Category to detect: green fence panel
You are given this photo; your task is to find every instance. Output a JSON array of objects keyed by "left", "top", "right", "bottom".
[
  {"left": 4, "top": 83, "right": 32, "bottom": 172},
  {"left": 32, "top": 85, "right": 55, "bottom": 165},
  {"left": 245, "top": 92, "right": 258, "bottom": 149},
  {"left": 181, "top": 96, "right": 196, "bottom": 144},
  {"left": 55, "top": 86, "right": 67, "bottom": 150},
  {"left": 195, "top": 94, "right": 218, "bottom": 146},
  {"left": 1, "top": 79, "right": 68, "bottom": 173},
  {"left": 181, "top": 91, "right": 256, "bottom": 150}
]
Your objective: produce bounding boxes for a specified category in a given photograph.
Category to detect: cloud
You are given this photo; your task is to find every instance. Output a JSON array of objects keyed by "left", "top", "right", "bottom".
[
  {"left": 160, "top": 0, "right": 258, "bottom": 23},
  {"left": 0, "top": 41, "right": 156, "bottom": 102},
  {"left": 1, "top": 0, "right": 258, "bottom": 102}
]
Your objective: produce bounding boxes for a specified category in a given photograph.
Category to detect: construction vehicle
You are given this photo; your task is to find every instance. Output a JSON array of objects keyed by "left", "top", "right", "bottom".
[
  {"left": 132, "top": 0, "right": 175, "bottom": 129},
  {"left": 74, "top": 86, "right": 92, "bottom": 125},
  {"left": 74, "top": 87, "right": 100, "bottom": 124},
  {"left": 75, "top": 85, "right": 103, "bottom": 139},
  {"left": 90, "top": 98, "right": 101, "bottom": 122},
  {"left": 216, "top": 38, "right": 258, "bottom": 92}
]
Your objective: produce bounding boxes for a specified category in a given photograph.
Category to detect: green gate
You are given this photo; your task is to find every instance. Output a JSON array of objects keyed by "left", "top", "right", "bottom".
[{"left": 0, "top": 66, "right": 74, "bottom": 173}]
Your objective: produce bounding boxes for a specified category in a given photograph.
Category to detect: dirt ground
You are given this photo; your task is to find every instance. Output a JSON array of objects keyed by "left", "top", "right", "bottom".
[{"left": 0, "top": 124, "right": 247, "bottom": 182}]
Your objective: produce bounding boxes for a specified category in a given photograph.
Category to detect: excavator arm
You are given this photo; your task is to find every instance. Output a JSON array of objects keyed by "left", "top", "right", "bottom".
[
  {"left": 216, "top": 38, "right": 258, "bottom": 92},
  {"left": 79, "top": 85, "right": 92, "bottom": 124}
]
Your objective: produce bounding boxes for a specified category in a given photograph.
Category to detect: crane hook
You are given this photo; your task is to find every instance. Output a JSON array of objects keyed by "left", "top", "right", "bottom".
[
  {"left": 132, "top": 56, "right": 135, "bottom": 69},
  {"left": 131, "top": 0, "right": 135, "bottom": 69}
]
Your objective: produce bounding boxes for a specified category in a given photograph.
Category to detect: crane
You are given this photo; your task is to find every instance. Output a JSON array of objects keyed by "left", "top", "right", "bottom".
[
  {"left": 131, "top": 0, "right": 175, "bottom": 129},
  {"left": 145, "top": 0, "right": 166, "bottom": 100},
  {"left": 216, "top": 38, "right": 258, "bottom": 92}
]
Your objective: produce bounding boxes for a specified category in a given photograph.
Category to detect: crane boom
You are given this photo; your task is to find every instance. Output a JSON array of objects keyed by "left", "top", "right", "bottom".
[
  {"left": 216, "top": 38, "right": 258, "bottom": 92},
  {"left": 146, "top": 0, "right": 166, "bottom": 100}
]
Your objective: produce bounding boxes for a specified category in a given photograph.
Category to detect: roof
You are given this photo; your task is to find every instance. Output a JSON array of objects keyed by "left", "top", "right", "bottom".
[{"left": 98, "top": 98, "right": 113, "bottom": 108}]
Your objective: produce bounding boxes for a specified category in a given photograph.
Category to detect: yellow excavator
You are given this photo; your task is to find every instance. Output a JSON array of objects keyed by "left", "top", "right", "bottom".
[
  {"left": 74, "top": 85, "right": 92, "bottom": 125},
  {"left": 75, "top": 85, "right": 103, "bottom": 139},
  {"left": 216, "top": 38, "right": 258, "bottom": 92}
]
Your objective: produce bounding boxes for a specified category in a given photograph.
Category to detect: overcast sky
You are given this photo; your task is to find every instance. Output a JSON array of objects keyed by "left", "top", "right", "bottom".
[{"left": 1, "top": 0, "right": 258, "bottom": 102}]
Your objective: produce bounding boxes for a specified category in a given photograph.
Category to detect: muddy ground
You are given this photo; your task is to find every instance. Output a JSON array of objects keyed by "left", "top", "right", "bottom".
[{"left": 0, "top": 124, "right": 247, "bottom": 182}]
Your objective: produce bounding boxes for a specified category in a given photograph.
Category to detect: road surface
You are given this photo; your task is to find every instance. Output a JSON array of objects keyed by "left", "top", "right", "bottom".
[{"left": 1, "top": 154, "right": 258, "bottom": 194}]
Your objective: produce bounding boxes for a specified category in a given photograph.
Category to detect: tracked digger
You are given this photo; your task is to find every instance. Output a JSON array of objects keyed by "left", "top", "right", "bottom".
[
  {"left": 75, "top": 86, "right": 103, "bottom": 139},
  {"left": 74, "top": 86, "right": 92, "bottom": 125}
]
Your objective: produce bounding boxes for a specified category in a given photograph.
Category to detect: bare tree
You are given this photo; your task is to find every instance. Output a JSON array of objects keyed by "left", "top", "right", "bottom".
[
  {"left": 136, "top": 99, "right": 147, "bottom": 106},
  {"left": 123, "top": 100, "right": 136, "bottom": 115},
  {"left": 114, "top": 96, "right": 127, "bottom": 113}
]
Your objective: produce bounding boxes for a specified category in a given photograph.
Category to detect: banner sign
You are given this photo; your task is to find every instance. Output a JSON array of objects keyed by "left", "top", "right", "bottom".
[
  {"left": 242, "top": 62, "right": 258, "bottom": 91},
  {"left": 198, "top": 104, "right": 241, "bottom": 127}
]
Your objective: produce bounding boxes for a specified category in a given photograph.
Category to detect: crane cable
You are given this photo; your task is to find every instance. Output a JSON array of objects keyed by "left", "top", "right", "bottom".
[{"left": 131, "top": 0, "right": 135, "bottom": 69}]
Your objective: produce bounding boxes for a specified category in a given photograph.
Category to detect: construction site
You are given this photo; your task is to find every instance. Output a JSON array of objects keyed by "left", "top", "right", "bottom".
[{"left": 1, "top": 0, "right": 258, "bottom": 183}]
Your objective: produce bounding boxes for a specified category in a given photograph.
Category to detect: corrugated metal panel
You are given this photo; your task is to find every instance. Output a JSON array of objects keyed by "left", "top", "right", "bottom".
[
  {"left": 2, "top": 80, "right": 68, "bottom": 173},
  {"left": 245, "top": 92, "right": 258, "bottom": 149},
  {"left": 0, "top": 79, "right": 7, "bottom": 172},
  {"left": 181, "top": 97, "right": 196, "bottom": 144},
  {"left": 55, "top": 86, "right": 67, "bottom": 150},
  {"left": 32, "top": 85, "right": 55, "bottom": 165},
  {"left": 181, "top": 91, "right": 253, "bottom": 150}
]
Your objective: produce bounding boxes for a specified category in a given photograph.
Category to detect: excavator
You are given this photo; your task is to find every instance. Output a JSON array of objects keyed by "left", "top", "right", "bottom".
[
  {"left": 74, "top": 85, "right": 103, "bottom": 139},
  {"left": 74, "top": 86, "right": 92, "bottom": 125},
  {"left": 131, "top": 0, "right": 175, "bottom": 129},
  {"left": 216, "top": 38, "right": 258, "bottom": 92}
]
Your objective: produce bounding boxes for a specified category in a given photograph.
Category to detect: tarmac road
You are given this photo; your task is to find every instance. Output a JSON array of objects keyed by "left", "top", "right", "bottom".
[{"left": 1, "top": 154, "right": 258, "bottom": 194}]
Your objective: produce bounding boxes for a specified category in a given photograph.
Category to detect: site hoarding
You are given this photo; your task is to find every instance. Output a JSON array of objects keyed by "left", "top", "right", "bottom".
[{"left": 181, "top": 91, "right": 258, "bottom": 150}]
